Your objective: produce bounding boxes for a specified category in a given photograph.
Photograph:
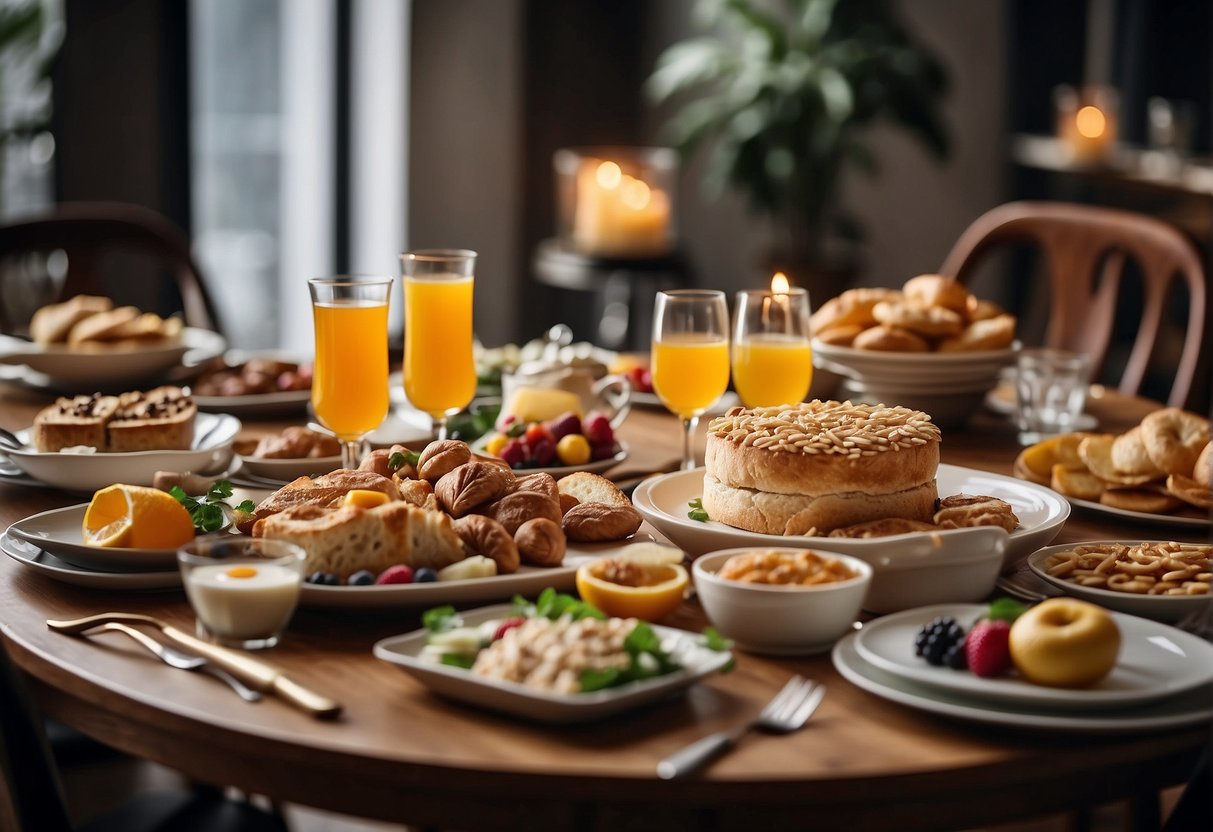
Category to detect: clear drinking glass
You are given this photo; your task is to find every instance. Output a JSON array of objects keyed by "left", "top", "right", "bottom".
[
  {"left": 308, "top": 276, "right": 393, "bottom": 469},
  {"left": 401, "top": 249, "right": 477, "bottom": 440},
  {"left": 651, "top": 289, "right": 730, "bottom": 470},
  {"left": 178, "top": 537, "right": 306, "bottom": 650},
  {"left": 732, "top": 281, "right": 813, "bottom": 408},
  {"left": 1015, "top": 348, "right": 1091, "bottom": 444}
]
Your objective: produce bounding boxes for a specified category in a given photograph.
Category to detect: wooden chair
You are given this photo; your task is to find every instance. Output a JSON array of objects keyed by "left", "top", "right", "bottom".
[
  {"left": 0, "top": 643, "right": 285, "bottom": 832},
  {"left": 0, "top": 202, "right": 223, "bottom": 337},
  {"left": 939, "top": 201, "right": 1207, "bottom": 408}
]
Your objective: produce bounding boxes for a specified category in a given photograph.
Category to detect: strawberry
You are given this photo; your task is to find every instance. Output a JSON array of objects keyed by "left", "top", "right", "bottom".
[
  {"left": 964, "top": 619, "right": 1013, "bottom": 677},
  {"left": 963, "top": 598, "right": 1027, "bottom": 678}
]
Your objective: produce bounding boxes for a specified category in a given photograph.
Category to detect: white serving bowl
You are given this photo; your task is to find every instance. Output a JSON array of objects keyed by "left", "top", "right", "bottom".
[
  {"left": 812, "top": 340, "right": 1018, "bottom": 427},
  {"left": 857, "top": 528, "right": 1005, "bottom": 614},
  {"left": 693, "top": 548, "right": 872, "bottom": 655}
]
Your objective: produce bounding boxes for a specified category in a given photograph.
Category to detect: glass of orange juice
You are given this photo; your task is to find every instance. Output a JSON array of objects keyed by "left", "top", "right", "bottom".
[
  {"left": 401, "top": 249, "right": 477, "bottom": 439},
  {"left": 652, "top": 289, "right": 730, "bottom": 470},
  {"left": 308, "top": 276, "right": 393, "bottom": 470},
  {"left": 732, "top": 276, "right": 812, "bottom": 408}
]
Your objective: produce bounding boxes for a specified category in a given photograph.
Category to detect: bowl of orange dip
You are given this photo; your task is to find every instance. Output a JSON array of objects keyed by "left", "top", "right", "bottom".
[{"left": 693, "top": 548, "right": 871, "bottom": 655}]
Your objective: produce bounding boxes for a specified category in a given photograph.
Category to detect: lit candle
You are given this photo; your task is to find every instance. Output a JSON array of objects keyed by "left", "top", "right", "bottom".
[
  {"left": 1056, "top": 87, "right": 1118, "bottom": 165},
  {"left": 765, "top": 272, "right": 790, "bottom": 330},
  {"left": 572, "top": 159, "right": 671, "bottom": 257}
]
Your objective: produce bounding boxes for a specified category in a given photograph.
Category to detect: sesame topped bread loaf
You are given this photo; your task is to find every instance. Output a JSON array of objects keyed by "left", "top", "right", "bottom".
[{"left": 701, "top": 400, "right": 941, "bottom": 535}]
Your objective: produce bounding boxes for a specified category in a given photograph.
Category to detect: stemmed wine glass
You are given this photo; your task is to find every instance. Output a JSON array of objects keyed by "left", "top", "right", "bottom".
[
  {"left": 732, "top": 277, "right": 813, "bottom": 408},
  {"left": 651, "top": 290, "right": 730, "bottom": 470},
  {"left": 308, "top": 276, "right": 393, "bottom": 470},
  {"left": 401, "top": 249, "right": 477, "bottom": 440}
]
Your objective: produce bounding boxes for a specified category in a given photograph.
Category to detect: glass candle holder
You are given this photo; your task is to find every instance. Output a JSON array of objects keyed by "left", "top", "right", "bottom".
[
  {"left": 554, "top": 146, "right": 677, "bottom": 259},
  {"left": 1054, "top": 84, "right": 1119, "bottom": 166}
]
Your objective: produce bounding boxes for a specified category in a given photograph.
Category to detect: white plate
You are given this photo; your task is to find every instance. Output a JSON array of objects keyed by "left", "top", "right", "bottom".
[
  {"left": 195, "top": 388, "right": 311, "bottom": 417},
  {"left": 0, "top": 413, "right": 240, "bottom": 492},
  {"left": 7, "top": 503, "right": 233, "bottom": 573},
  {"left": 832, "top": 633, "right": 1213, "bottom": 733},
  {"left": 632, "top": 391, "right": 741, "bottom": 414},
  {"left": 1028, "top": 542, "right": 1213, "bottom": 623},
  {"left": 812, "top": 340, "right": 1017, "bottom": 386},
  {"left": 235, "top": 454, "right": 342, "bottom": 483},
  {"left": 853, "top": 603, "right": 1213, "bottom": 710},
  {"left": 0, "top": 328, "right": 226, "bottom": 389},
  {"left": 373, "top": 603, "right": 732, "bottom": 723},
  {"left": 299, "top": 528, "right": 656, "bottom": 609},
  {"left": 1065, "top": 496, "right": 1210, "bottom": 528},
  {"left": 0, "top": 532, "right": 182, "bottom": 590},
  {"left": 631, "top": 464, "right": 1069, "bottom": 568}
]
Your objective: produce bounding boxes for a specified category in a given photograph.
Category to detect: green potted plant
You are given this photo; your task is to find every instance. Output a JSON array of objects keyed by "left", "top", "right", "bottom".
[{"left": 647, "top": 0, "right": 950, "bottom": 293}]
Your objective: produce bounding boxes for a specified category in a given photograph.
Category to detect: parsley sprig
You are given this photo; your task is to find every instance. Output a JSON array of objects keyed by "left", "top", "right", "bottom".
[
  {"left": 388, "top": 449, "right": 422, "bottom": 471},
  {"left": 170, "top": 480, "right": 255, "bottom": 533}
]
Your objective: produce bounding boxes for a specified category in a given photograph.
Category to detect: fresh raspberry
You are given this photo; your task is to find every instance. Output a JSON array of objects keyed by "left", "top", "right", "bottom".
[
  {"left": 376, "top": 564, "right": 414, "bottom": 585},
  {"left": 964, "top": 619, "right": 1013, "bottom": 678}
]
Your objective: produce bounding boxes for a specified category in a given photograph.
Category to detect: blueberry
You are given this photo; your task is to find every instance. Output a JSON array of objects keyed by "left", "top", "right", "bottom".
[
  {"left": 414, "top": 567, "right": 438, "bottom": 583},
  {"left": 348, "top": 570, "right": 376, "bottom": 586},
  {"left": 307, "top": 571, "right": 339, "bottom": 585}
]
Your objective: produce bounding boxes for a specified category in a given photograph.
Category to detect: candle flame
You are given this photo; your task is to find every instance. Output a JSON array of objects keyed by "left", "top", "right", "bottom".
[
  {"left": 620, "top": 177, "right": 651, "bottom": 210},
  {"left": 1075, "top": 106, "right": 1107, "bottom": 139},
  {"left": 771, "top": 272, "right": 790, "bottom": 294},
  {"left": 595, "top": 161, "right": 622, "bottom": 190}
]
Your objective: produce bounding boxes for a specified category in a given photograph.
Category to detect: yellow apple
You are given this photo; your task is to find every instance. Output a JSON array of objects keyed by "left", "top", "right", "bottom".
[{"left": 1008, "top": 598, "right": 1120, "bottom": 688}]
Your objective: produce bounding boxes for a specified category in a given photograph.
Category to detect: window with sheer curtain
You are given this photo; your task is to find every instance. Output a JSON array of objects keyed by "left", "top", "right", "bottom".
[{"left": 189, "top": 0, "right": 408, "bottom": 354}]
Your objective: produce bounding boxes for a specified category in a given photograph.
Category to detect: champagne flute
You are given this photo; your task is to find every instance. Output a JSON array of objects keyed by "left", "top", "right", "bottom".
[
  {"left": 401, "top": 249, "right": 477, "bottom": 440},
  {"left": 732, "top": 277, "right": 813, "bottom": 408},
  {"left": 308, "top": 276, "right": 393, "bottom": 470},
  {"left": 651, "top": 290, "right": 730, "bottom": 470}
]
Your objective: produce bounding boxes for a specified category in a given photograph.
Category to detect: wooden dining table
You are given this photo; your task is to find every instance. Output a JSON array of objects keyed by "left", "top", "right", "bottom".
[{"left": 0, "top": 381, "right": 1209, "bottom": 831}]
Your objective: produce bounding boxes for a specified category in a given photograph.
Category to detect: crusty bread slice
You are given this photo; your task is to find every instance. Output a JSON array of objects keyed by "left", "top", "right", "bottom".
[
  {"left": 257, "top": 502, "right": 466, "bottom": 578},
  {"left": 107, "top": 386, "right": 196, "bottom": 452},
  {"left": 239, "top": 470, "right": 403, "bottom": 534},
  {"left": 29, "top": 295, "right": 114, "bottom": 345},
  {"left": 31, "top": 394, "right": 121, "bottom": 451},
  {"left": 556, "top": 472, "right": 630, "bottom": 507}
]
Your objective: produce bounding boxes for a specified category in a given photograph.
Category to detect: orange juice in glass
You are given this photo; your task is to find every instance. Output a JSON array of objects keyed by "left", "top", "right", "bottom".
[
  {"left": 401, "top": 249, "right": 477, "bottom": 438},
  {"left": 308, "top": 276, "right": 393, "bottom": 469},
  {"left": 652, "top": 290, "right": 729, "bottom": 470},
  {"left": 732, "top": 280, "right": 812, "bottom": 408}
]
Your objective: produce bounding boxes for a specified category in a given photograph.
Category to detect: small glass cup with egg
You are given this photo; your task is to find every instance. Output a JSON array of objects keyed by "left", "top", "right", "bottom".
[{"left": 178, "top": 537, "right": 306, "bottom": 650}]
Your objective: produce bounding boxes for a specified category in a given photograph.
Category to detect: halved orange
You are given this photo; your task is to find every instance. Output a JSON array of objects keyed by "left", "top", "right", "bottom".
[
  {"left": 82, "top": 484, "right": 196, "bottom": 549},
  {"left": 575, "top": 556, "right": 689, "bottom": 621}
]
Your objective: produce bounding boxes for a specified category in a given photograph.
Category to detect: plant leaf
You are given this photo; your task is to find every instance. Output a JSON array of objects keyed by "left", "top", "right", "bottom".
[{"left": 646, "top": 38, "right": 733, "bottom": 103}]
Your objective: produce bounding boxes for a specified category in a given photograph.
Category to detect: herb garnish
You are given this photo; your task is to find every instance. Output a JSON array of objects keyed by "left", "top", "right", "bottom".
[
  {"left": 388, "top": 449, "right": 422, "bottom": 471},
  {"left": 170, "top": 480, "right": 256, "bottom": 533},
  {"left": 687, "top": 497, "right": 709, "bottom": 522}
]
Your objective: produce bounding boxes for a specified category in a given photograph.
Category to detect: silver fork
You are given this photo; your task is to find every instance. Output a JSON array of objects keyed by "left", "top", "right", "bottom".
[
  {"left": 97, "top": 622, "right": 262, "bottom": 702},
  {"left": 657, "top": 675, "right": 825, "bottom": 779}
]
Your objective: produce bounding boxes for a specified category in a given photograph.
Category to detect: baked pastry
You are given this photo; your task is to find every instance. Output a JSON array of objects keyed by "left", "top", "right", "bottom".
[
  {"left": 30, "top": 295, "right": 114, "bottom": 345},
  {"left": 933, "top": 494, "right": 1019, "bottom": 532},
  {"left": 30, "top": 386, "right": 194, "bottom": 452},
  {"left": 828, "top": 518, "right": 939, "bottom": 538},
  {"left": 257, "top": 502, "right": 466, "bottom": 578},
  {"left": 702, "top": 401, "right": 941, "bottom": 535},
  {"left": 252, "top": 426, "right": 340, "bottom": 459},
  {"left": 902, "top": 274, "right": 971, "bottom": 316},
  {"left": 852, "top": 324, "right": 929, "bottom": 352},
  {"left": 106, "top": 386, "right": 196, "bottom": 452},
  {"left": 809, "top": 288, "right": 900, "bottom": 334},
  {"left": 66, "top": 306, "right": 141, "bottom": 345},
  {"left": 31, "top": 393, "right": 120, "bottom": 451},
  {"left": 240, "top": 469, "right": 403, "bottom": 534}
]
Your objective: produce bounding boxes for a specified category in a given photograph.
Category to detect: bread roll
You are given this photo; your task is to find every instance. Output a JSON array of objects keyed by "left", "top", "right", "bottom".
[
  {"left": 30, "top": 295, "right": 113, "bottom": 345},
  {"left": 702, "top": 401, "right": 941, "bottom": 535}
]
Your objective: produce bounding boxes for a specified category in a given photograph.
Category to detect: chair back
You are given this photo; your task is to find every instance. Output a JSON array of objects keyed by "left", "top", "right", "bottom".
[
  {"left": 939, "top": 201, "right": 1207, "bottom": 408},
  {"left": 0, "top": 202, "right": 222, "bottom": 337}
]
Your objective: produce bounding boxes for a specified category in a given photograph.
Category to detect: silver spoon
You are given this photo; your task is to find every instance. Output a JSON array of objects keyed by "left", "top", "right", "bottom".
[{"left": 98, "top": 622, "right": 262, "bottom": 702}]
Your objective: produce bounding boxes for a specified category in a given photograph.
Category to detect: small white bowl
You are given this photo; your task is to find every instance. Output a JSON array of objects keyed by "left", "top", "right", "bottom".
[{"left": 693, "top": 548, "right": 872, "bottom": 655}]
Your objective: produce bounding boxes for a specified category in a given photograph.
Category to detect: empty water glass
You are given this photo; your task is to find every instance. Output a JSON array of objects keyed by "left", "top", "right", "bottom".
[{"left": 1015, "top": 349, "right": 1090, "bottom": 444}]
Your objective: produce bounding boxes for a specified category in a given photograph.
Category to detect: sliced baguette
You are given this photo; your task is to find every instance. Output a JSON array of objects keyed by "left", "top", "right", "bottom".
[{"left": 555, "top": 472, "right": 630, "bottom": 507}]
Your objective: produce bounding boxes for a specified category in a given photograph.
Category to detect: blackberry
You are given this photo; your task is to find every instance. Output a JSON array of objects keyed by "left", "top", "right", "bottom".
[{"left": 914, "top": 616, "right": 966, "bottom": 666}]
